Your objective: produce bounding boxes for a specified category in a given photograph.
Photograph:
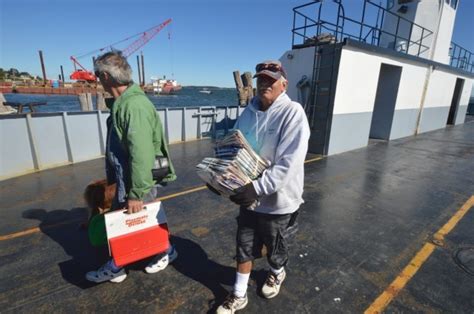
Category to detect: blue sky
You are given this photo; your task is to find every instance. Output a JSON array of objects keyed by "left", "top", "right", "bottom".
[{"left": 1, "top": 0, "right": 473, "bottom": 87}]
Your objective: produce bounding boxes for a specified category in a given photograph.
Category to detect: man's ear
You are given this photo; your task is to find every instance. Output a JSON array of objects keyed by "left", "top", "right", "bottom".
[{"left": 282, "top": 79, "right": 288, "bottom": 91}]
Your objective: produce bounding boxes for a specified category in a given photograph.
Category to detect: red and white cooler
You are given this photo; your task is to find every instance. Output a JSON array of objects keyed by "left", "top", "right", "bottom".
[{"left": 105, "top": 201, "right": 170, "bottom": 267}]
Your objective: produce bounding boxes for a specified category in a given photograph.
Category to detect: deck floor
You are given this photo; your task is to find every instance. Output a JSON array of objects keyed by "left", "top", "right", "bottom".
[{"left": 1, "top": 118, "right": 473, "bottom": 313}]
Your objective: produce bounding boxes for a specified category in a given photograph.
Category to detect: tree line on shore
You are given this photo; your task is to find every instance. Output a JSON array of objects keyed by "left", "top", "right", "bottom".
[{"left": 0, "top": 68, "right": 41, "bottom": 81}]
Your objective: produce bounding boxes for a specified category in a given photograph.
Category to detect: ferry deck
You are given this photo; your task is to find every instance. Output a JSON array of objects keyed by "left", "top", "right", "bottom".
[{"left": 1, "top": 116, "right": 473, "bottom": 313}]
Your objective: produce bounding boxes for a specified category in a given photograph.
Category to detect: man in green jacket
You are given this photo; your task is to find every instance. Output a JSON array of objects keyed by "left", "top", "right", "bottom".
[{"left": 86, "top": 51, "right": 177, "bottom": 283}]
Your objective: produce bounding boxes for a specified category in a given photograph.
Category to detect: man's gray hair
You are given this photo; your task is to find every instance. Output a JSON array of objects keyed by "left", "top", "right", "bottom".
[{"left": 94, "top": 51, "right": 133, "bottom": 85}]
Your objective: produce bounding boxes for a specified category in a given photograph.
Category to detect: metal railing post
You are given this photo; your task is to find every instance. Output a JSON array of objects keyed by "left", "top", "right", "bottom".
[
  {"left": 394, "top": 16, "right": 400, "bottom": 51},
  {"left": 418, "top": 28, "right": 424, "bottom": 57},
  {"left": 359, "top": 0, "right": 367, "bottom": 41},
  {"left": 197, "top": 107, "right": 202, "bottom": 139},
  {"left": 25, "top": 114, "right": 41, "bottom": 170},
  {"left": 182, "top": 107, "right": 186, "bottom": 142},
  {"left": 164, "top": 108, "right": 170, "bottom": 144}
]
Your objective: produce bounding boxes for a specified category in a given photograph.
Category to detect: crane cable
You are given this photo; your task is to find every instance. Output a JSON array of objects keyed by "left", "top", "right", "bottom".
[
  {"left": 74, "top": 22, "right": 168, "bottom": 60},
  {"left": 169, "top": 23, "right": 175, "bottom": 79}
]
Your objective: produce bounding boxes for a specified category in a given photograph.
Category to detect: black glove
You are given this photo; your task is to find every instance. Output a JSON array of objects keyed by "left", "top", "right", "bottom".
[
  {"left": 230, "top": 183, "right": 258, "bottom": 207},
  {"left": 206, "top": 183, "right": 221, "bottom": 196}
]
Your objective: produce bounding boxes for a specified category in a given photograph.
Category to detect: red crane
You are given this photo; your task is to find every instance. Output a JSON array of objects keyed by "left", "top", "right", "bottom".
[{"left": 70, "top": 18, "right": 172, "bottom": 82}]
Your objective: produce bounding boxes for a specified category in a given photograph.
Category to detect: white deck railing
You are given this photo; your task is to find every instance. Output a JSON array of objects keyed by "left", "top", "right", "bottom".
[{"left": 0, "top": 106, "right": 241, "bottom": 180}]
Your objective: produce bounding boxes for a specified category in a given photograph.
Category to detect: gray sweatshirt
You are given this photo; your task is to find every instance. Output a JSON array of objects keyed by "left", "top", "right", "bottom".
[{"left": 234, "top": 92, "right": 310, "bottom": 215}]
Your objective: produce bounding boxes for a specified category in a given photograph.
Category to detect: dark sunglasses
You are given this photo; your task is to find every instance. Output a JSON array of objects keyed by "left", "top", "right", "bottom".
[{"left": 255, "top": 63, "right": 282, "bottom": 73}]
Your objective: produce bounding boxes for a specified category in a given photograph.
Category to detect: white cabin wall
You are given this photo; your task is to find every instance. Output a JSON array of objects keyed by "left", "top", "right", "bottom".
[
  {"left": 431, "top": 4, "right": 456, "bottom": 64},
  {"left": 327, "top": 48, "right": 379, "bottom": 155},
  {"left": 328, "top": 46, "right": 429, "bottom": 155},
  {"left": 279, "top": 47, "right": 315, "bottom": 102},
  {"left": 327, "top": 45, "right": 473, "bottom": 155},
  {"left": 406, "top": 0, "right": 438, "bottom": 58},
  {"left": 418, "top": 70, "right": 456, "bottom": 132},
  {"left": 380, "top": 0, "right": 457, "bottom": 64}
]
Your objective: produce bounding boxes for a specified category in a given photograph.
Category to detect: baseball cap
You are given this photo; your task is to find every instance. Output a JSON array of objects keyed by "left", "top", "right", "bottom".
[{"left": 253, "top": 60, "right": 287, "bottom": 80}]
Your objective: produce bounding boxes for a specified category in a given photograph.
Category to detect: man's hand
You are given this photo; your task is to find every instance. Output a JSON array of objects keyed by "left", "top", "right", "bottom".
[
  {"left": 206, "top": 183, "right": 221, "bottom": 196},
  {"left": 127, "top": 199, "right": 144, "bottom": 214},
  {"left": 230, "top": 183, "right": 258, "bottom": 207}
]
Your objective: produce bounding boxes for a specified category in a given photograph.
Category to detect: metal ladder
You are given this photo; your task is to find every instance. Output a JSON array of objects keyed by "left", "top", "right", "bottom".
[{"left": 306, "top": 42, "right": 340, "bottom": 155}]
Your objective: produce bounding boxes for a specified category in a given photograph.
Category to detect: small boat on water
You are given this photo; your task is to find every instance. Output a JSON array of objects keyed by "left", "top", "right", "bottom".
[{"left": 199, "top": 88, "right": 212, "bottom": 94}]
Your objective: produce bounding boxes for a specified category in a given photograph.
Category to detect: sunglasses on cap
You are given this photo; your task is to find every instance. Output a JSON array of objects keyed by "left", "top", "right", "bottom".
[{"left": 255, "top": 62, "right": 283, "bottom": 73}]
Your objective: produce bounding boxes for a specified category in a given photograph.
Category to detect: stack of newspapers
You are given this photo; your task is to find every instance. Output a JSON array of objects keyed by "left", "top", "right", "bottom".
[{"left": 196, "top": 130, "right": 268, "bottom": 196}]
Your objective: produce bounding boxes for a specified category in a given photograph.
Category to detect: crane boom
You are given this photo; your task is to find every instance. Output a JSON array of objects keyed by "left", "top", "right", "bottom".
[
  {"left": 69, "top": 18, "right": 172, "bottom": 82},
  {"left": 122, "top": 18, "right": 172, "bottom": 57}
]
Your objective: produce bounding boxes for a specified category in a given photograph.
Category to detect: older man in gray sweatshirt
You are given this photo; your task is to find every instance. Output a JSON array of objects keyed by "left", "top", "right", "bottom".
[{"left": 216, "top": 60, "right": 310, "bottom": 313}]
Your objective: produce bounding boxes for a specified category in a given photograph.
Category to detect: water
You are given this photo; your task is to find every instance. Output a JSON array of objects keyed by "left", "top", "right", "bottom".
[{"left": 3, "top": 86, "right": 238, "bottom": 113}]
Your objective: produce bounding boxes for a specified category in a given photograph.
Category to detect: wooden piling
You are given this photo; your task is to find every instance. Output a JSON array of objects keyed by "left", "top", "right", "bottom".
[
  {"left": 242, "top": 71, "right": 254, "bottom": 103},
  {"left": 96, "top": 92, "right": 108, "bottom": 111},
  {"left": 233, "top": 71, "right": 247, "bottom": 106},
  {"left": 86, "top": 93, "right": 93, "bottom": 111},
  {"left": 78, "top": 93, "right": 93, "bottom": 111}
]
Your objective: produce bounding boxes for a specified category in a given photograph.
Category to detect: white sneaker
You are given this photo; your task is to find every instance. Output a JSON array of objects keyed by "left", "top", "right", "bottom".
[
  {"left": 261, "top": 269, "right": 286, "bottom": 299},
  {"left": 216, "top": 293, "right": 248, "bottom": 314},
  {"left": 85, "top": 261, "right": 127, "bottom": 283},
  {"left": 145, "top": 246, "right": 178, "bottom": 274}
]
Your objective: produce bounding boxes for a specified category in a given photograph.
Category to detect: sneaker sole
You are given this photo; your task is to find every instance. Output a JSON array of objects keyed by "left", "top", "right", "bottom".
[
  {"left": 236, "top": 297, "right": 248, "bottom": 311},
  {"left": 110, "top": 273, "right": 127, "bottom": 283},
  {"left": 85, "top": 272, "right": 127, "bottom": 284}
]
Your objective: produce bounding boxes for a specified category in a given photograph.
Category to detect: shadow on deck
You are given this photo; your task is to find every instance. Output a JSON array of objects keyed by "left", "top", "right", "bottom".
[{"left": 0, "top": 118, "right": 473, "bottom": 312}]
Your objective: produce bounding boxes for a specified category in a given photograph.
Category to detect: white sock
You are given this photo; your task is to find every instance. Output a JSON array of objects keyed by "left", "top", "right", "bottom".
[
  {"left": 270, "top": 266, "right": 284, "bottom": 275},
  {"left": 233, "top": 272, "right": 250, "bottom": 298}
]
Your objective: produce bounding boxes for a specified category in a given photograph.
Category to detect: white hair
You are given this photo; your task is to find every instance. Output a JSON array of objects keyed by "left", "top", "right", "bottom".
[{"left": 94, "top": 51, "right": 133, "bottom": 85}]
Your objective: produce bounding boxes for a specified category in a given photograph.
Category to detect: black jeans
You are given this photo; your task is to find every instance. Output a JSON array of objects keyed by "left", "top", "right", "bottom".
[{"left": 236, "top": 208, "right": 299, "bottom": 269}]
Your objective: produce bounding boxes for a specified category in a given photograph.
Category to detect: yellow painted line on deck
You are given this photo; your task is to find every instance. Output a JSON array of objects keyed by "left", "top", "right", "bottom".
[
  {"left": 157, "top": 185, "right": 208, "bottom": 201},
  {"left": 365, "top": 195, "right": 474, "bottom": 314},
  {"left": 433, "top": 195, "right": 474, "bottom": 242},
  {"left": 0, "top": 157, "right": 325, "bottom": 241},
  {"left": 0, "top": 219, "right": 83, "bottom": 241},
  {"left": 304, "top": 156, "right": 323, "bottom": 163}
]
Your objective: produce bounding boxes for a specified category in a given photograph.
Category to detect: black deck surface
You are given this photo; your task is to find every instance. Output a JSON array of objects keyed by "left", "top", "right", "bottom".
[{"left": 1, "top": 118, "right": 473, "bottom": 313}]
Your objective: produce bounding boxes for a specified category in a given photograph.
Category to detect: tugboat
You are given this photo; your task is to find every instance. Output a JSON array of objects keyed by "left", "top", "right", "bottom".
[{"left": 150, "top": 76, "right": 182, "bottom": 95}]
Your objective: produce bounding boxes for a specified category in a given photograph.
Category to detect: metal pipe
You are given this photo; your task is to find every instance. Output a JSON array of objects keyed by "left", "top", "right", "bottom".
[
  {"left": 38, "top": 50, "right": 47, "bottom": 84},
  {"left": 60, "top": 65, "right": 65, "bottom": 83},
  {"left": 136, "top": 55, "right": 142, "bottom": 85},
  {"left": 141, "top": 52, "right": 145, "bottom": 86},
  {"left": 292, "top": 11, "right": 296, "bottom": 46}
]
